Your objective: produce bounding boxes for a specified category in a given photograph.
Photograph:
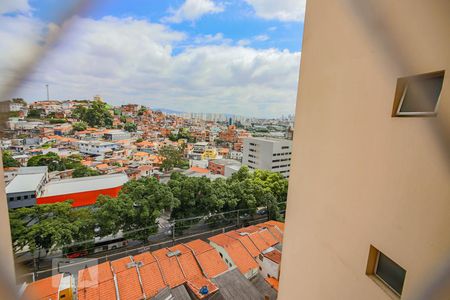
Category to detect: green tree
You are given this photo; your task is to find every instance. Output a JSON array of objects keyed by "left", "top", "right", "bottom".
[
  {"left": 138, "top": 107, "right": 147, "bottom": 116},
  {"left": 72, "top": 165, "right": 101, "bottom": 178},
  {"left": 64, "top": 154, "right": 83, "bottom": 169},
  {"left": 159, "top": 145, "right": 188, "bottom": 171},
  {"left": 83, "top": 100, "right": 113, "bottom": 127},
  {"left": 27, "top": 108, "right": 44, "bottom": 119},
  {"left": 124, "top": 122, "right": 137, "bottom": 132},
  {"left": 71, "top": 105, "right": 87, "bottom": 120},
  {"left": 94, "top": 195, "right": 129, "bottom": 237},
  {"left": 27, "top": 152, "right": 66, "bottom": 172},
  {"left": 9, "top": 202, "right": 86, "bottom": 271},
  {"left": 72, "top": 121, "right": 88, "bottom": 131},
  {"left": 119, "top": 177, "right": 178, "bottom": 242},
  {"left": 2, "top": 151, "right": 20, "bottom": 167},
  {"left": 49, "top": 118, "right": 67, "bottom": 124}
]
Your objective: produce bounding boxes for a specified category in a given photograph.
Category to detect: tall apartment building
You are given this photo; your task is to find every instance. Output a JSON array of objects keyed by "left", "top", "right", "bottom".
[
  {"left": 242, "top": 137, "right": 292, "bottom": 178},
  {"left": 280, "top": 0, "right": 450, "bottom": 299}
]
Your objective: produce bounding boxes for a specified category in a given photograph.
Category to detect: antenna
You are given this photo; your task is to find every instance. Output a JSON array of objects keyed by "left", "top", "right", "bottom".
[{"left": 46, "top": 84, "right": 49, "bottom": 101}]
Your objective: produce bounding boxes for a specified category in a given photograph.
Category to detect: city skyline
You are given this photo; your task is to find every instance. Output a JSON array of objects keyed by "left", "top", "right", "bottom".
[{"left": 0, "top": 0, "right": 305, "bottom": 118}]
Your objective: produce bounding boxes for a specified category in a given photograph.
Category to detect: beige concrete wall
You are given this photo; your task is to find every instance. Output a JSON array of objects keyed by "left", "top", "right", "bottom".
[
  {"left": 0, "top": 152, "right": 17, "bottom": 298},
  {"left": 279, "top": 0, "right": 450, "bottom": 299}
]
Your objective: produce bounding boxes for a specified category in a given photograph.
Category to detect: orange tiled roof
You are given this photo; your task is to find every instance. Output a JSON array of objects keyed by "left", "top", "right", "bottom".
[
  {"left": 152, "top": 248, "right": 170, "bottom": 261},
  {"left": 225, "top": 232, "right": 260, "bottom": 258},
  {"left": 186, "top": 275, "right": 219, "bottom": 299},
  {"left": 208, "top": 233, "right": 237, "bottom": 248},
  {"left": 116, "top": 267, "right": 144, "bottom": 300},
  {"left": 96, "top": 163, "right": 109, "bottom": 170},
  {"left": 138, "top": 165, "right": 152, "bottom": 171},
  {"left": 156, "top": 256, "right": 186, "bottom": 288},
  {"left": 78, "top": 279, "right": 117, "bottom": 300},
  {"left": 136, "top": 141, "right": 154, "bottom": 147},
  {"left": 264, "top": 249, "right": 282, "bottom": 264},
  {"left": 259, "top": 229, "right": 279, "bottom": 247},
  {"left": 78, "top": 262, "right": 113, "bottom": 290},
  {"left": 185, "top": 239, "right": 214, "bottom": 255},
  {"left": 195, "top": 249, "right": 229, "bottom": 278},
  {"left": 168, "top": 244, "right": 191, "bottom": 254},
  {"left": 265, "top": 277, "right": 279, "bottom": 291},
  {"left": 134, "top": 151, "right": 149, "bottom": 157},
  {"left": 188, "top": 166, "right": 210, "bottom": 174},
  {"left": 133, "top": 252, "right": 156, "bottom": 266},
  {"left": 177, "top": 252, "right": 202, "bottom": 279},
  {"left": 237, "top": 225, "right": 260, "bottom": 234},
  {"left": 223, "top": 240, "right": 258, "bottom": 275},
  {"left": 264, "top": 220, "right": 285, "bottom": 232},
  {"left": 22, "top": 274, "right": 62, "bottom": 300},
  {"left": 139, "top": 262, "right": 167, "bottom": 298},
  {"left": 265, "top": 226, "right": 283, "bottom": 243},
  {"left": 111, "top": 256, "right": 132, "bottom": 274},
  {"left": 248, "top": 232, "right": 270, "bottom": 252}
]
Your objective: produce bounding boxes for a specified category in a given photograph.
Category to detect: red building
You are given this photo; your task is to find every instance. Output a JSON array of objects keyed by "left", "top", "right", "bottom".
[
  {"left": 37, "top": 173, "right": 128, "bottom": 207},
  {"left": 208, "top": 159, "right": 241, "bottom": 176}
]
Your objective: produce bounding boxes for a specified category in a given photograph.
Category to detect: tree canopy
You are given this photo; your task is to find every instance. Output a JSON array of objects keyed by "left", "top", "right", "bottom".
[
  {"left": 27, "top": 153, "right": 83, "bottom": 172},
  {"left": 94, "top": 177, "right": 179, "bottom": 242},
  {"left": 124, "top": 122, "right": 137, "bottom": 132},
  {"left": 72, "top": 165, "right": 101, "bottom": 178},
  {"left": 159, "top": 145, "right": 189, "bottom": 171},
  {"left": 9, "top": 202, "right": 95, "bottom": 256},
  {"left": 72, "top": 121, "right": 88, "bottom": 131},
  {"left": 2, "top": 151, "right": 20, "bottom": 167},
  {"left": 72, "top": 101, "right": 113, "bottom": 127}
]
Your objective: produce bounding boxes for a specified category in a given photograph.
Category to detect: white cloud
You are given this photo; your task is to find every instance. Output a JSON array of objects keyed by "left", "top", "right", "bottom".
[
  {"left": 163, "top": 0, "right": 224, "bottom": 23},
  {"left": 0, "top": 0, "right": 31, "bottom": 15},
  {"left": 1, "top": 16, "right": 300, "bottom": 117},
  {"left": 193, "top": 33, "right": 232, "bottom": 45},
  {"left": 244, "top": 0, "right": 306, "bottom": 22},
  {"left": 254, "top": 34, "right": 269, "bottom": 42}
]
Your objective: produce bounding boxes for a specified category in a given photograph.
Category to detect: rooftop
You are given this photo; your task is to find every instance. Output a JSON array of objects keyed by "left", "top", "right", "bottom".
[
  {"left": 40, "top": 173, "right": 128, "bottom": 197},
  {"left": 6, "top": 173, "right": 45, "bottom": 194}
]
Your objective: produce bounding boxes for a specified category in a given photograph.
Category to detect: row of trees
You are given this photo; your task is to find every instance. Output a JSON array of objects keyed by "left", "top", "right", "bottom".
[
  {"left": 27, "top": 152, "right": 100, "bottom": 177},
  {"left": 169, "top": 166, "right": 287, "bottom": 220},
  {"left": 9, "top": 167, "right": 287, "bottom": 258},
  {"left": 9, "top": 177, "right": 176, "bottom": 257}
]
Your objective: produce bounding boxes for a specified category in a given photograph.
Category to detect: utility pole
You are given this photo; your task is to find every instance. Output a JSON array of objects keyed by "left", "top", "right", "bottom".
[{"left": 46, "top": 84, "right": 49, "bottom": 101}]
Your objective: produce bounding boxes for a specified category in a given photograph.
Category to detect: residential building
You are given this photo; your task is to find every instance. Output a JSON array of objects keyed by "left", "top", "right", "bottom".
[
  {"left": 0, "top": 100, "right": 23, "bottom": 113},
  {"left": 242, "top": 137, "right": 292, "bottom": 178},
  {"left": 280, "top": 0, "right": 450, "bottom": 299},
  {"left": 208, "top": 159, "right": 241, "bottom": 176},
  {"left": 103, "top": 130, "right": 131, "bottom": 141},
  {"left": 5, "top": 166, "right": 48, "bottom": 209},
  {"left": 78, "top": 141, "right": 119, "bottom": 155}
]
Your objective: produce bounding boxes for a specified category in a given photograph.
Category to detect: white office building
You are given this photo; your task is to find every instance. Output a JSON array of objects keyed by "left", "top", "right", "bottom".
[{"left": 242, "top": 137, "right": 292, "bottom": 178}]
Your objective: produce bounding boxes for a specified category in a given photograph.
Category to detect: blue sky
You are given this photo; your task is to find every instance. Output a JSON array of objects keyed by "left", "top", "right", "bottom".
[{"left": 0, "top": 0, "right": 305, "bottom": 117}]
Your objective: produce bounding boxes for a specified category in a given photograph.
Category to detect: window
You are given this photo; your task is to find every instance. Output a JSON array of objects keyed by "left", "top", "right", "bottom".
[
  {"left": 392, "top": 71, "right": 444, "bottom": 117},
  {"left": 366, "top": 245, "right": 406, "bottom": 297},
  {"left": 8, "top": 197, "right": 14, "bottom": 202},
  {"left": 17, "top": 196, "right": 21, "bottom": 200},
  {"left": 281, "top": 146, "right": 289, "bottom": 149},
  {"left": 24, "top": 195, "right": 28, "bottom": 199}
]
